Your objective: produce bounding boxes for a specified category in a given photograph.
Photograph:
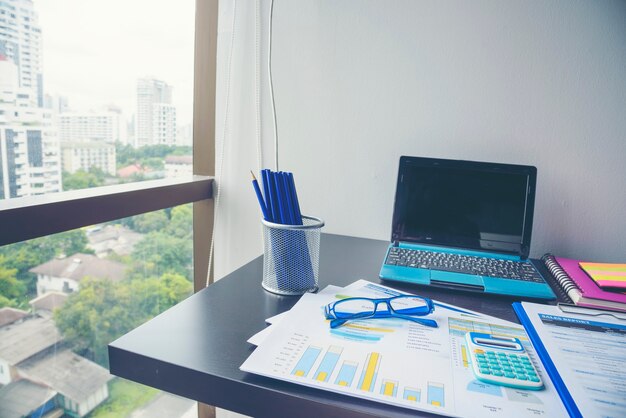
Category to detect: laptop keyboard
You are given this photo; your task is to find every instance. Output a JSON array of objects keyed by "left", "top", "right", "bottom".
[{"left": 385, "top": 248, "right": 545, "bottom": 283}]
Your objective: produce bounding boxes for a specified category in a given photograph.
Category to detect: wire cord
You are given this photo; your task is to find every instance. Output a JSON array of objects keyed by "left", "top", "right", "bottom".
[
  {"left": 206, "top": 0, "right": 237, "bottom": 287},
  {"left": 268, "top": 0, "right": 279, "bottom": 171}
]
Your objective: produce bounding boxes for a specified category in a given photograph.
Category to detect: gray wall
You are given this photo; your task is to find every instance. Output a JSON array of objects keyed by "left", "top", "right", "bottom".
[{"left": 215, "top": 0, "right": 626, "bottom": 279}]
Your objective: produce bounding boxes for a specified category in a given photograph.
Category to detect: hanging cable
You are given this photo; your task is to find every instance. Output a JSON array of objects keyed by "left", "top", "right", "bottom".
[
  {"left": 268, "top": 0, "right": 279, "bottom": 171},
  {"left": 254, "top": 0, "right": 263, "bottom": 173},
  {"left": 206, "top": 0, "right": 237, "bottom": 287}
]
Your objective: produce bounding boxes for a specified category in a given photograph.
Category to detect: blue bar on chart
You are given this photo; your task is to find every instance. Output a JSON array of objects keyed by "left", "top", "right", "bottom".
[
  {"left": 427, "top": 382, "right": 445, "bottom": 407},
  {"left": 334, "top": 361, "right": 358, "bottom": 387},
  {"left": 358, "top": 352, "right": 381, "bottom": 392},
  {"left": 380, "top": 379, "right": 398, "bottom": 397},
  {"left": 291, "top": 345, "right": 322, "bottom": 377},
  {"left": 313, "top": 345, "right": 343, "bottom": 382},
  {"left": 403, "top": 387, "right": 421, "bottom": 402}
]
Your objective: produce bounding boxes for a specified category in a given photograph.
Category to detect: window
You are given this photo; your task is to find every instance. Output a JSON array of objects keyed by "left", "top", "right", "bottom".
[
  {"left": 0, "top": 0, "right": 216, "bottom": 417},
  {"left": 1, "top": 208, "right": 195, "bottom": 416}
]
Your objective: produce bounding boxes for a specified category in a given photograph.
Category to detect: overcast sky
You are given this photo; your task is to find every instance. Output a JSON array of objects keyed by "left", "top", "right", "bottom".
[{"left": 36, "top": 0, "right": 195, "bottom": 126}]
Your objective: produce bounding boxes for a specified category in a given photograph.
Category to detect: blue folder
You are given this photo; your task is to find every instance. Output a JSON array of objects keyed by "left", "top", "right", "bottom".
[{"left": 512, "top": 303, "right": 581, "bottom": 418}]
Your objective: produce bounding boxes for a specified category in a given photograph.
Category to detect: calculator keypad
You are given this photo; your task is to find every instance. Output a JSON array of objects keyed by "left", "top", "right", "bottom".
[{"left": 473, "top": 349, "right": 541, "bottom": 383}]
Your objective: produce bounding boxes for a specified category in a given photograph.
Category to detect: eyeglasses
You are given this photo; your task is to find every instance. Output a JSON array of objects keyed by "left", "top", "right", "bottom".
[{"left": 324, "top": 295, "right": 437, "bottom": 329}]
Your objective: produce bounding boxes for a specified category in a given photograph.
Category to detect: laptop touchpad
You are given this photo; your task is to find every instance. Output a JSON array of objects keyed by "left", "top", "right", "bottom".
[{"left": 430, "top": 270, "right": 483, "bottom": 287}]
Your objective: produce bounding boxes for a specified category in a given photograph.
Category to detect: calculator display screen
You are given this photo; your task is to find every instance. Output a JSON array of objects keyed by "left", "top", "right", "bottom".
[{"left": 475, "top": 338, "right": 519, "bottom": 349}]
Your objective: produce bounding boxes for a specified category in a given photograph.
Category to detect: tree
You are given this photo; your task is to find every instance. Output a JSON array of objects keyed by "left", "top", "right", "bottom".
[
  {"left": 55, "top": 274, "right": 192, "bottom": 367},
  {"left": 131, "top": 210, "right": 169, "bottom": 233},
  {"left": 0, "top": 257, "right": 23, "bottom": 308},
  {"left": 129, "top": 231, "right": 192, "bottom": 280},
  {"left": 62, "top": 169, "right": 106, "bottom": 191},
  {"left": 164, "top": 204, "right": 192, "bottom": 239}
]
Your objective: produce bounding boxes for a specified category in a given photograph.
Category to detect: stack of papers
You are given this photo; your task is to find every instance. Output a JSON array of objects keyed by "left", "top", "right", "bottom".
[{"left": 241, "top": 280, "right": 567, "bottom": 417}]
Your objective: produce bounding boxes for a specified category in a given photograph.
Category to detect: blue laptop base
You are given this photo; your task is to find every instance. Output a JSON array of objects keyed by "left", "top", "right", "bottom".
[{"left": 379, "top": 243, "right": 556, "bottom": 300}]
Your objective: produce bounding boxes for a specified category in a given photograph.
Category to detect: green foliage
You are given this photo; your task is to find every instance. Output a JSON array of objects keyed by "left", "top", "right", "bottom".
[
  {"left": 115, "top": 143, "right": 191, "bottom": 170},
  {"left": 141, "top": 157, "right": 164, "bottom": 171},
  {"left": 0, "top": 230, "right": 91, "bottom": 299},
  {"left": 0, "top": 294, "right": 15, "bottom": 308},
  {"left": 0, "top": 257, "right": 23, "bottom": 308},
  {"left": 89, "top": 379, "right": 159, "bottom": 418},
  {"left": 131, "top": 211, "right": 169, "bottom": 233},
  {"left": 54, "top": 274, "right": 192, "bottom": 367},
  {"left": 164, "top": 205, "right": 192, "bottom": 238},
  {"left": 129, "top": 231, "right": 192, "bottom": 280},
  {"left": 62, "top": 169, "right": 107, "bottom": 191}
]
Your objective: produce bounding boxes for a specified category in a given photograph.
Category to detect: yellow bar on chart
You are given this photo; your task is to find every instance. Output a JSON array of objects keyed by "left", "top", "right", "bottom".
[
  {"left": 383, "top": 381, "right": 396, "bottom": 396},
  {"left": 315, "top": 372, "right": 328, "bottom": 381},
  {"left": 359, "top": 352, "right": 381, "bottom": 391},
  {"left": 461, "top": 345, "right": 469, "bottom": 368}
]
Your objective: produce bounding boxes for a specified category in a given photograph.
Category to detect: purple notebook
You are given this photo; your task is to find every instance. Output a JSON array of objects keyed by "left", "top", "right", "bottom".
[{"left": 556, "top": 257, "right": 626, "bottom": 304}]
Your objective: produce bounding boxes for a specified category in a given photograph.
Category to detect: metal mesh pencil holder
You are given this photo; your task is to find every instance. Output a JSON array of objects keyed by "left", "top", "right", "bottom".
[{"left": 261, "top": 216, "right": 324, "bottom": 295}]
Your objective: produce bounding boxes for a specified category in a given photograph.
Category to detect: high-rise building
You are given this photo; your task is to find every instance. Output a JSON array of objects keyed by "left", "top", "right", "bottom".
[
  {"left": 0, "top": 57, "right": 61, "bottom": 199},
  {"left": 0, "top": 0, "right": 43, "bottom": 107},
  {"left": 60, "top": 141, "right": 116, "bottom": 176},
  {"left": 43, "top": 94, "right": 69, "bottom": 114},
  {"left": 136, "top": 78, "right": 177, "bottom": 147},
  {"left": 59, "top": 111, "right": 125, "bottom": 144}
]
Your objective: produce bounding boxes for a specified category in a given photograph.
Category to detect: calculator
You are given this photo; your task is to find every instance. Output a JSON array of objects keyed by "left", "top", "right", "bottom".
[{"left": 465, "top": 332, "right": 544, "bottom": 390}]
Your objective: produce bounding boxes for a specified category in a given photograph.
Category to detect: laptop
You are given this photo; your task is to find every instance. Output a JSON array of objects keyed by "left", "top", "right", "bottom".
[{"left": 379, "top": 156, "right": 556, "bottom": 300}]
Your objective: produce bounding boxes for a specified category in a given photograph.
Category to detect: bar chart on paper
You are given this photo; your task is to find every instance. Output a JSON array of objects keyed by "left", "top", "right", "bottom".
[
  {"left": 241, "top": 289, "right": 568, "bottom": 417},
  {"left": 278, "top": 340, "right": 448, "bottom": 411}
]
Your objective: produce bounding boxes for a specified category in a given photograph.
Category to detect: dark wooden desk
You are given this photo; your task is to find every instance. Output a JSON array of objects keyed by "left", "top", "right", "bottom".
[{"left": 108, "top": 234, "right": 560, "bottom": 418}]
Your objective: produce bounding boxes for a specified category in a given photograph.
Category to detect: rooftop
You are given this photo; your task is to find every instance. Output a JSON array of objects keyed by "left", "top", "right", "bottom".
[
  {"left": 29, "top": 253, "right": 126, "bottom": 283},
  {"left": 165, "top": 155, "right": 192, "bottom": 164},
  {"left": 0, "top": 315, "right": 62, "bottom": 365},
  {"left": 0, "top": 380, "right": 57, "bottom": 418},
  {"left": 87, "top": 224, "right": 144, "bottom": 257},
  {"left": 19, "top": 348, "right": 113, "bottom": 403},
  {"left": 29, "top": 292, "right": 68, "bottom": 312},
  {"left": 0, "top": 307, "right": 28, "bottom": 328}
]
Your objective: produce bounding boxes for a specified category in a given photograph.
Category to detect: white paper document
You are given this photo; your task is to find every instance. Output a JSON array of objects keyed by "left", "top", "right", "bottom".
[
  {"left": 241, "top": 281, "right": 567, "bottom": 417},
  {"left": 520, "top": 302, "right": 626, "bottom": 418}
]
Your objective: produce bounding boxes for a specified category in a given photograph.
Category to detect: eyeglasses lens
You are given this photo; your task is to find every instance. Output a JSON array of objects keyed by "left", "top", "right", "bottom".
[
  {"left": 333, "top": 299, "right": 376, "bottom": 319},
  {"left": 389, "top": 296, "right": 428, "bottom": 315}
]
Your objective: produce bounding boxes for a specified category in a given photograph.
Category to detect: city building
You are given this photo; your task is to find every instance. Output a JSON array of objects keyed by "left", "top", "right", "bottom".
[
  {"left": 43, "top": 94, "right": 69, "bottom": 115},
  {"left": 0, "top": 379, "right": 57, "bottom": 418},
  {"left": 86, "top": 224, "right": 144, "bottom": 258},
  {"left": 30, "top": 253, "right": 126, "bottom": 297},
  {"left": 0, "top": 0, "right": 43, "bottom": 107},
  {"left": 60, "top": 140, "right": 116, "bottom": 176},
  {"left": 19, "top": 348, "right": 112, "bottom": 417},
  {"left": 28, "top": 292, "right": 68, "bottom": 314},
  {"left": 165, "top": 155, "right": 192, "bottom": 178},
  {"left": 0, "top": 314, "right": 112, "bottom": 417},
  {"left": 0, "top": 314, "right": 62, "bottom": 386},
  {"left": 0, "top": 57, "right": 61, "bottom": 200},
  {"left": 0, "top": 307, "right": 28, "bottom": 328},
  {"left": 176, "top": 123, "right": 192, "bottom": 147},
  {"left": 136, "top": 78, "right": 177, "bottom": 147},
  {"left": 58, "top": 111, "right": 125, "bottom": 144}
]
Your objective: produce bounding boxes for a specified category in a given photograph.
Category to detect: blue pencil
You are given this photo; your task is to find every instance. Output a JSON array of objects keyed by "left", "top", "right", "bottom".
[
  {"left": 261, "top": 169, "right": 274, "bottom": 222},
  {"left": 250, "top": 171, "right": 270, "bottom": 221},
  {"left": 287, "top": 172, "right": 303, "bottom": 225}
]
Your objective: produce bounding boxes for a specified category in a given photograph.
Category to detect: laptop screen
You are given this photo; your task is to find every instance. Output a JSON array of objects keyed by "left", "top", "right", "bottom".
[{"left": 391, "top": 156, "right": 537, "bottom": 258}]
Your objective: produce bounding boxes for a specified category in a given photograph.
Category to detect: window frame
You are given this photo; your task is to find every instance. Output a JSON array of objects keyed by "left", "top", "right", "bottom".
[{"left": 0, "top": 0, "right": 218, "bottom": 415}]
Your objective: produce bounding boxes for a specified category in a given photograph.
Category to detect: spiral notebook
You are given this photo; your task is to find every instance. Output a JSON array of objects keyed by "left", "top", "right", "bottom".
[{"left": 541, "top": 254, "right": 626, "bottom": 312}]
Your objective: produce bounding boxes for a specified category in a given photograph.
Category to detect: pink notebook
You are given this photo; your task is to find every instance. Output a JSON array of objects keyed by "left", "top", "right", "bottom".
[{"left": 556, "top": 257, "right": 626, "bottom": 307}]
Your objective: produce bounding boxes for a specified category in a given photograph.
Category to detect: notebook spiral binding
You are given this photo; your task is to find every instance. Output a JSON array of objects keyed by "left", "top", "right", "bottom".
[{"left": 541, "top": 254, "right": 574, "bottom": 303}]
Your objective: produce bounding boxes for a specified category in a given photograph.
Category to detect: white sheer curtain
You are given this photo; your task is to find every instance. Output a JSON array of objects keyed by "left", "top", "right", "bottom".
[{"left": 214, "top": 0, "right": 626, "bottom": 280}]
